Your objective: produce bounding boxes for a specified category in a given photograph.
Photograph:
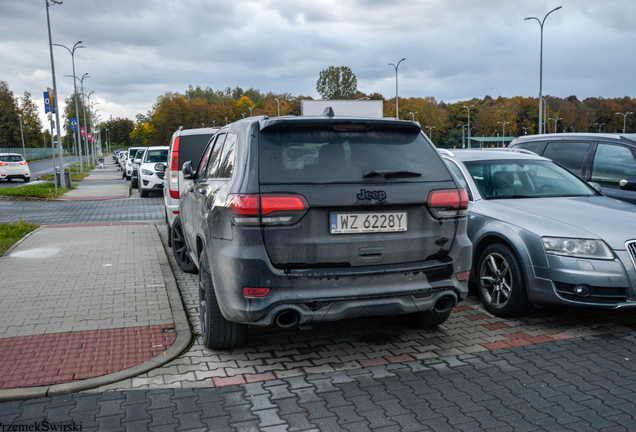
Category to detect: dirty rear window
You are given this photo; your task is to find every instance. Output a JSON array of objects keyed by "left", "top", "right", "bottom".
[{"left": 259, "top": 129, "right": 449, "bottom": 184}]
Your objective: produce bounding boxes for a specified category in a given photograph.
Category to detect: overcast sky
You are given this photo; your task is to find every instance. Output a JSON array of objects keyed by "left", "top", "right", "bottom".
[{"left": 1, "top": 0, "right": 635, "bottom": 127}]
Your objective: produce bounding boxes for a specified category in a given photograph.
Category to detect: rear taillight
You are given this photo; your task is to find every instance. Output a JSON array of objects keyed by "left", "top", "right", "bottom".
[
  {"left": 243, "top": 287, "right": 270, "bottom": 298},
  {"left": 427, "top": 189, "right": 468, "bottom": 219},
  {"left": 227, "top": 193, "right": 308, "bottom": 225},
  {"left": 0, "top": 163, "right": 6, "bottom": 166},
  {"left": 20, "top": 162, "right": 27, "bottom": 165},
  {"left": 169, "top": 137, "right": 180, "bottom": 199}
]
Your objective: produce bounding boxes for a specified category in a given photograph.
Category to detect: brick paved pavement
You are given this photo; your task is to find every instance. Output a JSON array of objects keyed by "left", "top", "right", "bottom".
[
  {"left": 60, "top": 160, "right": 129, "bottom": 200},
  {"left": 0, "top": 223, "right": 189, "bottom": 394},
  {"left": 2, "top": 334, "right": 636, "bottom": 431}
]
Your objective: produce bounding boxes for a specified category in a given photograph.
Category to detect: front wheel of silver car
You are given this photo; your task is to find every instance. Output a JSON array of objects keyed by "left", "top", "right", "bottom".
[
  {"left": 199, "top": 250, "right": 247, "bottom": 350},
  {"left": 477, "top": 243, "right": 533, "bottom": 317}
]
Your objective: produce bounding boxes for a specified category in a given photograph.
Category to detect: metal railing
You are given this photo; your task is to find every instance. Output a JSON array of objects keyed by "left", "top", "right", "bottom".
[{"left": 0, "top": 148, "right": 69, "bottom": 161}]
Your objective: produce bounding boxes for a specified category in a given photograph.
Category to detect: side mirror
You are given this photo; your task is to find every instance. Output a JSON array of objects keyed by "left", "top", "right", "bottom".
[
  {"left": 588, "top": 181, "right": 603, "bottom": 194},
  {"left": 155, "top": 163, "right": 166, "bottom": 172},
  {"left": 182, "top": 161, "right": 194, "bottom": 179},
  {"left": 134, "top": 158, "right": 141, "bottom": 164},
  {"left": 619, "top": 179, "right": 636, "bottom": 192}
]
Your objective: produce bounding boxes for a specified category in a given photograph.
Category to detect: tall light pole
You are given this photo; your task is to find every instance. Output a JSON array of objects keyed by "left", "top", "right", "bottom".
[
  {"left": 45, "top": 0, "right": 66, "bottom": 188},
  {"left": 548, "top": 117, "right": 561, "bottom": 133},
  {"left": 616, "top": 111, "right": 633, "bottom": 133},
  {"left": 69, "top": 73, "right": 89, "bottom": 169},
  {"left": 498, "top": 121, "right": 510, "bottom": 147},
  {"left": 248, "top": 106, "right": 253, "bottom": 117},
  {"left": 458, "top": 124, "right": 467, "bottom": 148},
  {"left": 525, "top": 6, "right": 562, "bottom": 135},
  {"left": 425, "top": 126, "right": 436, "bottom": 139},
  {"left": 84, "top": 91, "right": 95, "bottom": 164},
  {"left": 274, "top": 98, "right": 280, "bottom": 117},
  {"left": 409, "top": 111, "right": 417, "bottom": 122},
  {"left": 522, "top": 127, "right": 530, "bottom": 135},
  {"left": 388, "top": 58, "right": 405, "bottom": 119},
  {"left": 17, "top": 114, "right": 26, "bottom": 159},
  {"left": 55, "top": 41, "right": 85, "bottom": 172},
  {"left": 463, "top": 105, "right": 474, "bottom": 148},
  {"left": 596, "top": 122, "right": 605, "bottom": 133}
]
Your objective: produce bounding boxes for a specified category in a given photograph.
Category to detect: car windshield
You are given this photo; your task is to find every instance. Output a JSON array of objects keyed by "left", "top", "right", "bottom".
[
  {"left": 463, "top": 159, "right": 597, "bottom": 199},
  {"left": 144, "top": 149, "right": 168, "bottom": 163},
  {"left": 0, "top": 155, "right": 25, "bottom": 162},
  {"left": 259, "top": 128, "right": 447, "bottom": 184}
]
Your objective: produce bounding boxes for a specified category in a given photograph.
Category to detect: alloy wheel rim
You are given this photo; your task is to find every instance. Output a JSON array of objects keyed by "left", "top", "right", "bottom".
[
  {"left": 479, "top": 252, "right": 512, "bottom": 309},
  {"left": 173, "top": 222, "right": 192, "bottom": 267}
]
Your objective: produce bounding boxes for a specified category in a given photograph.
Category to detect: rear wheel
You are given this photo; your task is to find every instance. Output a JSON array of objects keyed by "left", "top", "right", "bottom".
[
  {"left": 477, "top": 243, "right": 533, "bottom": 317},
  {"left": 171, "top": 216, "right": 197, "bottom": 274},
  {"left": 199, "top": 250, "right": 247, "bottom": 349},
  {"left": 23, "top": 177, "right": 30, "bottom": 183},
  {"left": 398, "top": 309, "right": 451, "bottom": 328},
  {"left": 140, "top": 189, "right": 148, "bottom": 197},
  {"left": 166, "top": 211, "right": 172, "bottom": 247}
]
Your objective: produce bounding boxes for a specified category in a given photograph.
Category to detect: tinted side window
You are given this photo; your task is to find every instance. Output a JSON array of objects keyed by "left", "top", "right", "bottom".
[
  {"left": 215, "top": 134, "right": 237, "bottom": 179},
  {"left": 511, "top": 141, "right": 546, "bottom": 155},
  {"left": 542, "top": 142, "right": 591, "bottom": 175},
  {"left": 206, "top": 134, "right": 226, "bottom": 179},
  {"left": 178, "top": 133, "right": 215, "bottom": 171},
  {"left": 591, "top": 144, "right": 636, "bottom": 188},
  {"left": 196, "top": 142, "right": 214, "bottom": 178}
]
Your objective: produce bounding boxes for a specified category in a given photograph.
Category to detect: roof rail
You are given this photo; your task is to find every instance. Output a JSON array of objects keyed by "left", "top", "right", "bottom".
[{"left": 507, "top": 148, "right": 538, "bottom": 155}]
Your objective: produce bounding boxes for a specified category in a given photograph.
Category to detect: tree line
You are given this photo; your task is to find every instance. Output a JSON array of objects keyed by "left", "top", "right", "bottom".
[{"left": 1, "top": 75, "right": 635, "bottom": 151}]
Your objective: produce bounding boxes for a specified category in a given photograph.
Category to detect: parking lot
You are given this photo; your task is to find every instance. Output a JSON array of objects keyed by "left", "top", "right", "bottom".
[{"left": 1, "top": 158, "right": 636, "bottom": 431}]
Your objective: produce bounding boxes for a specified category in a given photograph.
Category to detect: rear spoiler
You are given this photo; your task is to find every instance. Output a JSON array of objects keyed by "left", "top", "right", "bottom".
[{"left": 259, "top": 116, "right": 421, "bottom": 134}]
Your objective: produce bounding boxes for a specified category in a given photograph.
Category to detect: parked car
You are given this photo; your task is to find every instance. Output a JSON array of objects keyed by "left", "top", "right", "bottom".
[
  {"left": 164, "top": 127, "right": 221, "bottom": 248},
  {"left": 509, "top": 133, "right": 636, "bottom": 204},
  {"left": 176, "top": 113, "right": 472, "bottom": 349},
  {"left": 440, "top": 148, "right": 636, "bottom": 318},
  {"left": 0, "top": 153, "right": 30, "bottom": 182},
  {"left": 139, "top": 146, "right": 169, "bottom": 197},
  {"left": 124, "top": 147, "right": 146, "bottom": 180},
  {"left": 131, "top": 148, "right": 146, "bottom": 189},
  {"left": 117, "top": 151, "right": 127, "bottom": 168}
]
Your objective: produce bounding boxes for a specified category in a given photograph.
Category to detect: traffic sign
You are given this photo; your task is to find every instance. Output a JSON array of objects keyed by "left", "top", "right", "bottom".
[
  {"left": 43, "top": 91, "right": 56, "bottom": 114},
  {"left": 71, "top": 118, "right": 78, "bottom": 131}
]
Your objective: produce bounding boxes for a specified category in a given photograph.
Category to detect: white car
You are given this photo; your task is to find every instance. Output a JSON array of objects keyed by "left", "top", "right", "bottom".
[
  {"left": 0, "top": 153, "right": 30, "bottom": 182},
  {"left": 125, "top": 147, "right": 146, "bottom": 180},
  {"left": 139, "top": 146, "right": 169, "bottom": 197}
]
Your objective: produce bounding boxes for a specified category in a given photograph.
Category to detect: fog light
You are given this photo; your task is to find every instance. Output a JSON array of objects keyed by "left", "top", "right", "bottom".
[
  {"left": 456, "top": 271, "right": 471, "bottom": 281},
  {"left": 243, "top": 287, "right": 270, "bottom": 298},
  {"left": 573, "top": 284, "right": 591, "bottom": 297}
]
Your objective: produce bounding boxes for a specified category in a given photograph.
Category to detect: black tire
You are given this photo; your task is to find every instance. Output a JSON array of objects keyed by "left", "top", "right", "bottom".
[
  {"left": 140, "top": 189, "right": 148, "bottom": 198},
  {"left": 122, "top": 171, "right": 126, "bottom": 180},
  {"left": 166, "top": 212, "right": 172, "bottom": 247},
  {"left": 398, "top": 308, "right": 452, "bottom": 328},
  {"left": 23, "top": 177, "right": 30, "bottom": 183},
  {"left": 171, "top": 216, "right": 198, "bottom": 274},
  {"left": 477, "top": 243, "right": 533, "bottom": 317},
  {"left": 199, "top": 250, "right": 247, "bottom": 349}
]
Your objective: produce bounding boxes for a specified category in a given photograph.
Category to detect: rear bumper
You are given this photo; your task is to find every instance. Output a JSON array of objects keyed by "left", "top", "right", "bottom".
[{"left": 207, "top": 229, "right": 472, "bottom": 326}]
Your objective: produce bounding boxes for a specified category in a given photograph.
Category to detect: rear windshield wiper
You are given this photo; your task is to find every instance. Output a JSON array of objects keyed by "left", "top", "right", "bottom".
[{"left": 363, "top": 170, "right": 422, "bottom": 179}]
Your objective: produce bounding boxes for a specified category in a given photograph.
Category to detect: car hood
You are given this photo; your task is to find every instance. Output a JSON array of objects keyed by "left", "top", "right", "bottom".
[{"left": 472, "top": 196, "right": 636, "bottom": 250}]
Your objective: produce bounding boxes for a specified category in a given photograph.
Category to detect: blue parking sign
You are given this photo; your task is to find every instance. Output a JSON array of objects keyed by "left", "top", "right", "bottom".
[
  {"left": 71, "top": 118, "right": 78, "bottom": 131},
  {"left": 43, "top": 91, "right": 56, "bottom": 114}
]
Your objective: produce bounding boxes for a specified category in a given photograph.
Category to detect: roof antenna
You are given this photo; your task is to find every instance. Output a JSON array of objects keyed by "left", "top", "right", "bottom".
[{"left": 321, "top": 107, "right": 335, "bottom": 118}]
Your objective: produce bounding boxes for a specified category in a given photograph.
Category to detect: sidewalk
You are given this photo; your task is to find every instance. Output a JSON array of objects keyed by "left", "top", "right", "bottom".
[
  {"left": 0, "top": 222, "right": 190, "bottom": 400},
  {"left": 59, "top": 158, "right": 129, "bottom": 201}
]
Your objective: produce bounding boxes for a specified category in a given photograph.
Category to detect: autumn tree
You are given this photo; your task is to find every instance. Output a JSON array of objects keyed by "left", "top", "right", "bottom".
[
  {"left": 316, "top": 66, "right": 358, "bottom": 100},
  {"left": 18, "top": 91, "right": 43, "bottom": 148},
  {"left": 0, "top": 81, "right": 20, "bottom": 148},
  {"left": 149, "top": 92, "right": 189, "bottom": 144}
]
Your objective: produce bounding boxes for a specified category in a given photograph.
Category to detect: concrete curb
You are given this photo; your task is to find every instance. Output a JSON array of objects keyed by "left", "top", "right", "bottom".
[
  {"left": 0, "top": 225, "right": 46, "bottom": 257},
  {"left": 0, "top": 223, "right": 192, "bottom": 402}
]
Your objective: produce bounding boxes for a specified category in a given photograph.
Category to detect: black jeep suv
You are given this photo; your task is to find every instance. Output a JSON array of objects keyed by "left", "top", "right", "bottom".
[{"left": 176, "top": 112, "right": 472, "bottom": 349}]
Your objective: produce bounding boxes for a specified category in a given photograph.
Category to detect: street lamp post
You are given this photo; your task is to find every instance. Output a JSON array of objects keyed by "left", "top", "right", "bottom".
[
  {"left": 525, "top": 6, "right": 562, "bottom": 135},
  {"left": 45, "top": 0, "right": 66, "bottom": 188},
  {"left": 596, "top": 122, "right": 605, "bottom": 133},
  {"left": 498, "top": 121, "right": 510, "bottom": 147},
  {"left": 425, "top": 126, "right": 436, "bottom": 139},
  {"left": 409, "top": 111, "right": 417, "bottom": 122},
  {"left": 458, "top": 124, "right": 467, "bottom": 148},
  {"left": 522, "top": 127, "right": 530, "bottom": 135},
  {"left": 616, "top": 111, "right": 633, "bottom": 133},
  {"left": 548, "top": 117, "right": 561, "bottom": 133},
  {"left": 54, "top": 41, "right": 85, "bottom": 172},
  {"left": 274, "top": 98, "right": 280, "bottom": 117},
  {"left": 17, "top": 114, "right": 26, "bottom": 159},
  {"left": 225, "top": 117, "right": 228, "bottom": 125},
  {"left": 388, "top": 58, "right": 405, "bottom": 119},
  {"left": 68, "top": 73, "right": 89, "bottom": 169},
  {"left": 463, "top": 105, "right": 474, "bottom": 148},
  {"left": 248, "top": 107, "right": 253, "bottom": 117}
]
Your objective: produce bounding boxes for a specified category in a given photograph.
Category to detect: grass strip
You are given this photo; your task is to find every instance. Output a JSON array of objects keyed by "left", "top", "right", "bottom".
[
  {"left": 0, "top": 183, "right": 71, "bottom": 199},
  {"left": 0, "top": 220, "right": 40, "bottom": 254}
]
